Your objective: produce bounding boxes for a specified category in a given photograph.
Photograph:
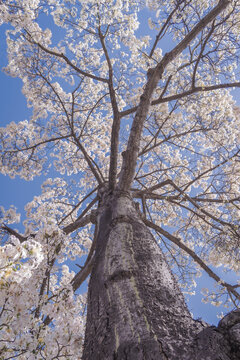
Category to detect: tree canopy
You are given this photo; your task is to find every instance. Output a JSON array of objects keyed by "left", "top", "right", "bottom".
[{"left": 0, "top": 0, "right": 240, "bottom": 358}]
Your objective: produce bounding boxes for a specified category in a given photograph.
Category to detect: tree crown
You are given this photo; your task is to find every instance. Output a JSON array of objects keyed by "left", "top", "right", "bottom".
[{"left": 0, "top": 0, "right": 240, "bottom": 358}]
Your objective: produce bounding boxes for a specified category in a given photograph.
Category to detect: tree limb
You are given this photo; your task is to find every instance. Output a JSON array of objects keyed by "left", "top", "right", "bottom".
[
  {"left": 149, "top": 1, "right": 185, "bottom": 58},
  {"left": 24, "top": 31, "right": 108, "bottom": 84},
  {"left": 1, "top": 224, "right": 26, "bottom": 243},
  {"left": 72, "top": 135, "right": 104, "bottom": 185},
  {"left": 118, "top": 0, "right": 230, "bottom": 191},
  {"left": 120, "top": 81, "right": 240, "bottom": 118},
  {"left": 152, "top": 82, "right": 240, "bottom": 107},
  {"left": 2, "top": 197, "right": 98, "bottom": 244},
  {"left": 143, "top": 218, "right": 240, "bottom": 301},
  {"left": 98, "top": 27, "right": 120, "bottom": 190},
  {"left": 63, "top": 209, "right": 97, "bottom": 235},
  {"left": 133, "top": 190, "right": 240, "bottom": 205},
  {"left": 59, "top": 187, "right": 98, "bottom": 225}
]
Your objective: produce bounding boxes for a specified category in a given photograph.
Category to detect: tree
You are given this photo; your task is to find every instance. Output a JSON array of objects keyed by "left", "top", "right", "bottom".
[{"left": 1, "top": 0, "right": 240, "bottom": 358}]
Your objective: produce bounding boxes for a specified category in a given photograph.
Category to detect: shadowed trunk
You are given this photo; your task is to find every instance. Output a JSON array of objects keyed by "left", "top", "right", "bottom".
[{"left": 83, "top": 191, "right": 240, "bottom": 360}]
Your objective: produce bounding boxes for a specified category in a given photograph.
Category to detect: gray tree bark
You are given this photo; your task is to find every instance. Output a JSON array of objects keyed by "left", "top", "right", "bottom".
[{"left": 82, "top": 191, "right": 240, "bottom": 359}]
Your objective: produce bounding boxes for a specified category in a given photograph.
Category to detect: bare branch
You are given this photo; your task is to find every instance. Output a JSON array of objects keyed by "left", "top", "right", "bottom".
[
  {"left": 149, "top": 0, "right": 185, "bottom": 58},
  {"left": 63, "top": 212, "right": 96, "bottom": 235},
  {"left": 24, "top": 32, "right": 108, "bottom": 84},
  {"left": 59, "top": 187, "right": 98, "bottom": 225},
  {"left": 2, "top": 197, "right": 98, "bottom": 248},
  {"left": 98, "top": 27, "right": 120, "bottom": 190},
  {"left": 120, "top": 81, "right": 240, "bottom": 118},
  {"left": 72, "top": 136, "right": 104, "bottom": 185},
  {"left": 133, "top": 190, "right": 240, "bottom": 205},
  {"left": 71, "top": 253, "right": 95, "bottom": 292},
  {"left": 143, "top": 218, "right": 240, "bottom": 301},
  {"left": 152, "top": 82, "right": 240, "bottom": 107},
  {"left": 1, "top": 224, "right": 26, "bottom": 243},
  {"left": 3, "top": 134, "right": 72, "bottom": 154}
]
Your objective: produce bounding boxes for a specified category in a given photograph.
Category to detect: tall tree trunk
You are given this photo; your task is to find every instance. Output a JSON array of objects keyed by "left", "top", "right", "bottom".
[{"left": 83, "top": 191, "right": 240, "bottom": 360}]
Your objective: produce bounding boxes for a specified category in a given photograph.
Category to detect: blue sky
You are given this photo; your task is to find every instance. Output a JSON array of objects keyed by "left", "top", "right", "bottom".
[
  {"left": 0, "top": 17, "right": 239, "bottom": 326},
  {"left": 0, "top": 27, "right": 40, "bottom": 213}
]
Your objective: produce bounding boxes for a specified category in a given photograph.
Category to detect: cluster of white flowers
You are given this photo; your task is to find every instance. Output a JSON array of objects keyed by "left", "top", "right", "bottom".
[{"left": 0, "top": 224, "right": 87, "bottom": 358}]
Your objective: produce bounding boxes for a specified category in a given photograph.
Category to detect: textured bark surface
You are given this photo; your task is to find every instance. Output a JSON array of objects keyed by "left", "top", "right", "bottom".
[{"left": 82, "top": 191, "right": 240, "bottom": 359}]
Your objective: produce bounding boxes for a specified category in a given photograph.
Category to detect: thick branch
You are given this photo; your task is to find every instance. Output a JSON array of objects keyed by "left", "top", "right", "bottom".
[
  {"left": 1, "top": 224, "right": 26, "bottom": 243},
  {"left": 118, "top": 0, "right": 230, "bottom": 191},
  {"left": 133, "top": 190, "right": 240, "bottom": 205},
  {"left": 158, "top": 0, "right": 230, "bottom": 70},
  {"left": 63, "top": 200, "right": 97, "bottom": 234},
  {"left": 99, "top": 28, "right": 120, "bottom": 190},
  {"left": 43, "top": 253, "right": 95, "bottom": 327},
  {"left": 152, "top": 82, "right": 240, "bottom": 107},
  {"left": 120, "top": 81, "right": 240, "bottom": 118},
  {"left": 2, "top": 198, "right": 98, "bottom": 244},
  {"left": 71, "top": 254, "right": 95, "bottom": 292}
]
